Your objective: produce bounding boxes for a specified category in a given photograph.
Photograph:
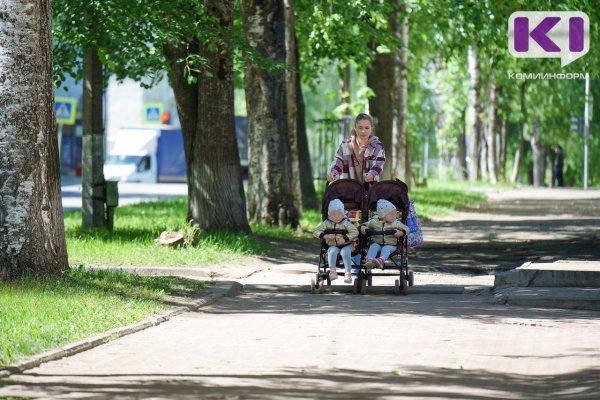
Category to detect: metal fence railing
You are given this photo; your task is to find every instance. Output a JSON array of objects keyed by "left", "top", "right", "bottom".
[{"left": 311, "top": 115, "right": 354, "bottom": 180}]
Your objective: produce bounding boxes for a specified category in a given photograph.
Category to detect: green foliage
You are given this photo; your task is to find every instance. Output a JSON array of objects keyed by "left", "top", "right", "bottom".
[{"left": 0, "top": 267, "right": 209, "bottom": 366}]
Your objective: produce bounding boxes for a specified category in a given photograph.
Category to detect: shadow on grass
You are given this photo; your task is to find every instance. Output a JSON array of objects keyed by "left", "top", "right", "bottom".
[{"left": 5, "top": 366, "right": 599, "bottom": 399}]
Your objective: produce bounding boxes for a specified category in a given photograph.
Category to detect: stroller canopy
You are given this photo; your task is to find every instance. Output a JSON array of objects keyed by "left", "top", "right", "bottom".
[
  {"left": 365, "top": 180, "right": 409, "bottom": 222},
  {"left": 321, "top": 179, "right": 365, "bottom": 220}
]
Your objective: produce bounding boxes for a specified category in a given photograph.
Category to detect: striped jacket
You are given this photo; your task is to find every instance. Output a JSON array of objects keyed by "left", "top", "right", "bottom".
[{"left": 329, "top": 136, "right": 386, "bottom": 182}]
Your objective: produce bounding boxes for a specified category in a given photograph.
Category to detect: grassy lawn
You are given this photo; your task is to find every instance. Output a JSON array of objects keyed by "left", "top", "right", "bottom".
[
  {"left": 65, "top": 186, "right": 486, "bottom": 266},
  {"left": 65, "top": 197, "right": 272, "bottom": 266},
  {"left": 0, "top": 267, "right": 210, "bottom": 367}
]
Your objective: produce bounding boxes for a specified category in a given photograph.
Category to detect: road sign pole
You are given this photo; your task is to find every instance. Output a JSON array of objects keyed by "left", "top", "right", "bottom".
[{"left": 584, "top": 73, "right": 590, "bottom": 190}]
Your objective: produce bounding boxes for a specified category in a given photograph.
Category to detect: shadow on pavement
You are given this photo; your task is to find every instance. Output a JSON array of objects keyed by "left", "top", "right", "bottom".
[{"left": 6, "top": 366, "right": 599, "bottom": 399}]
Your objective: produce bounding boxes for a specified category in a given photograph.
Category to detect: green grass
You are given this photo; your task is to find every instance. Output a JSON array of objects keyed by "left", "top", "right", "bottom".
[
  {"left": 410, "top": 187, "right": 487, "bottom": 220},
  {"left": 64, "top": 186, "right": 486, "bottom": 267},
  {"left": 65, "top": 197, "right": 271, "bottom": 266},
  {"left": 0, "top": 267, "right": 209, "bottom": 367}
]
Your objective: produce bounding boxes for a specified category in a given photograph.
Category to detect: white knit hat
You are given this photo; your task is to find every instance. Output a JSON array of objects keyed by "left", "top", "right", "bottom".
[
  {"left": 377, "top": 199, "right": 396, "bottom": 218},
  {"left": 328, "top": 199, "right": 345, "bottom": 217}
]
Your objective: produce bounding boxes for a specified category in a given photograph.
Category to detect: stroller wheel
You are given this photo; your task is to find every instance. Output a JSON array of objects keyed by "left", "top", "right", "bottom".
[
  {"left": 352, "top": 278, "right": 359, "bottom": 294},
  {"left": 360, "top": 278, "right": 367, "bottom": 295},
  {"left": 408, "top": 271, "right": 414, "bottom": 287},
  {"left": 394, "top": 279, "right": 400, "bottom": 296},
  {"left": 310, "top": 278, "right": 316, "bottom": 294},
  {"left": 318, "top": 280, "right": 326, "bottom": 294},
  {"left": 400, "top": 274, "right": 408, "bottom": 296},
  {"left": 327, "top": 275, "right": 331, "bottom": 286},
  {"left": 367, "top": 273, "right": 373, "bottom": 287}
]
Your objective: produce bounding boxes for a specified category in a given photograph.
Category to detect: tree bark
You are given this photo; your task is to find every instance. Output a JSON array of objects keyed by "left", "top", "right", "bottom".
[
  {"left": 467, "top": 45, "right": 482, "bottom": 182},
  {"left": 242, "top": 0, "right": 299, "bottom": 227},
  {"left": 284, "top": 0, "right": 302, "bottom": 214},
  {"left": 164, "top": 42, "right": 198, "bottom": 221},
  {"left": 487, "top": 81, "right": 499, "bottom": 184},
  {"left": 456, "top": 108, "right": 468, "bottom": 180},
  {"left": 367, "top": 49, "right": 394, "bottom": 180},
  {"left": 294, "top": 45, "right": 318, "bottom": 210},
  {"left": 529, "top": 119, "right": 545, "bottom": 187},
  {"left": 82, "top": 48, "right": 106, "bottom": 227},
  {"left": 392, "top": 4, "right": 410, "bottom": 183},
  {"left": 165, "top": 1, "right": 250, "bottom": 232},
  {"left": 510, "top": 83, "right": 526, "bottom": 183},
  {"left": 499, "top": 119, "right": 508, "bottom": 181},
  {"left": 0, "top": 0, "right": 68, "bottom": 280}
]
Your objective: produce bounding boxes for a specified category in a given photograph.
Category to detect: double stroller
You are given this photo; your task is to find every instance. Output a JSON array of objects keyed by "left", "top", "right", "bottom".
[{"left": 312, "top": 179, "right": 414, "bottom": 295}]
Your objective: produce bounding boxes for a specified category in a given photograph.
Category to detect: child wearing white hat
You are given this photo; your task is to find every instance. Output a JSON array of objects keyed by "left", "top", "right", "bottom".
[
  {"left": 360, "top": 199, "right": 408, "bottom": 269},
  {"left": 313, "top": 199, "right": 359, "bottom": 283}
]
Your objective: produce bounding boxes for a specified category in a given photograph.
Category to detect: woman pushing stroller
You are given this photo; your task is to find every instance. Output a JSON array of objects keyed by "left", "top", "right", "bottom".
[{"left": 361, "top": 199, "right": 409, "bottom": 269}]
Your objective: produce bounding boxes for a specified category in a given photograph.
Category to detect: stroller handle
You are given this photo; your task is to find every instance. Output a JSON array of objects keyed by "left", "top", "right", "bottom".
[
  {"left": 364, "top": 228, "right": 399, "bottom": 236},
  {"left": 322, "top": 229, "right": 350, "bottom": 235}
]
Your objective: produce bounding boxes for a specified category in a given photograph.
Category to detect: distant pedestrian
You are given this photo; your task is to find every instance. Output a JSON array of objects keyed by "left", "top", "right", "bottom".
[{"left": 553, "top": 145, "right": 564, "bottom": 187}]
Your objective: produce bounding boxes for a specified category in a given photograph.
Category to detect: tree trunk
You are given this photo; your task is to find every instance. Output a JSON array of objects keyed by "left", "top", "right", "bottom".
[
  {"left": 242, "top": 0, "right": 299, "bottom": 228},
  {"left": 82, "top": 48, "right": 106, "bottom": 227},
  {"left": 164, "top": 43, "right": 198, "bottom": 221},
  {"left": 456, "top": 108, "right": 468, "bottom": 180},
  {"left": 284, "top": 0, "right": 302, "bottom": 214},
  {"left": 340, "top": 64, "right": 351, "bottom": 115},
  {"left": 0, "top": 0, "right": 68, "bottom": 280},
  {"left": 367, "top": 52, "right": 394, "bottom": 180},
  {"left": 392, "top": 4, "right": 410, "bottom": 183},
  {"left": 510, "top": 83, "right": 526, "bottom": 183},
  {"left": 530, "top": 119, "right": 545, "bottom": 187},
  {"left": 487, "top": 82, "right": 499, "bottom": 183},
  {"left": 499, "top": 119, "right": 508, "bottom": 181},
  {"left": 467, "top": 45, "right": 482, "bottom": 182},
  {"left": 295, "top": 46, "right": 318, "bottom": 210},
  {"left": 165, "top": 1, "right": 250, "bottom": 233}
]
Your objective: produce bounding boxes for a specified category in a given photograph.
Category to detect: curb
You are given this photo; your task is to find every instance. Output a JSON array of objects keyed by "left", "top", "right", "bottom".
[{"left": 1, "top": 281, "right": 243, "bottom": 378}]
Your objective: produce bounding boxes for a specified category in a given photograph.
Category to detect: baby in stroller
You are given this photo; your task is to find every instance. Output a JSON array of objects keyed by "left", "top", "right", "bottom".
[
  {"left": 313, "top": 199, "right": 359, "bottom": 283},
  {"left": 361, "top": 199, "right": 409, "bottom": 269}
]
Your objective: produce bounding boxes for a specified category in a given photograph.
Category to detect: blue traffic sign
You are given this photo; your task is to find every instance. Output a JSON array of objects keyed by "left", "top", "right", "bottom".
[
  {"left": 55, "top": 97, "right": 77, "bottom": 125},
  {"left": 143, "top": 103, "right": 163, "bottom": 124}
]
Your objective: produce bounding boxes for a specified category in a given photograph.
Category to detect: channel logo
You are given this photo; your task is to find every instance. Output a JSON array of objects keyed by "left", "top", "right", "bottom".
[{"left": 508, "top": 11, "right": 589, "bottom": 67}]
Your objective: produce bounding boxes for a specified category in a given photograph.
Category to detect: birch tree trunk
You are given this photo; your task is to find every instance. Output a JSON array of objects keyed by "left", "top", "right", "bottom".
[
  {"left": 392, "top": 5, "right": 410, "bottom": 183},
  {"left": 499, "top": 119, "right": 508, "bottom": 181},
  {"left": 0, "top": 0, "right": 68, "bottom": 280},
  {"left": 164, "top": 0, "right": 250, "bottom": 232},
  {"left": 530, "top": 119, "right": 545, "bottom": 187},
  {"left": 456, "top": 108, "right": 468, "bottom": 180},
  {"left": 467, "top": 45, "right": 482, "bottom": 182},
  {"left": 510, "top": 83, "right": 526, "bottom": 183},
  {"left": 487, "top": 82, "right": 499, "bottom": 184},
  {"left": 242, "top": 0, "right": 299, "bottom": 227}
]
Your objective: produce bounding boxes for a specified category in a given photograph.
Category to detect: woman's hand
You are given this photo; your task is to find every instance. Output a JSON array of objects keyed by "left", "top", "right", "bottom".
[
  {"left": 323, "top": 234, "right": 336, "bottom": 240},
  {"left": 327, "top": 173, "right": 338, "bottom": 183},
  {"left": 360, "top": 226, "right": 367, "bottom": 235},
  {"left": 364, "top": 173, "right": 374, "bottom": 182},
  {"left": 393, "top": 229, "right": 405, "bottom": 238}
]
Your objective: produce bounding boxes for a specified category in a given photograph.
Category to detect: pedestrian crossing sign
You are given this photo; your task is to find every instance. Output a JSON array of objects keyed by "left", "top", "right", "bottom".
[
  {"left": 55, "top": 97, "right": 77, "bottom": 125},
  {"left": 143, "top": 103, "right": 163, "bottom": 124}
]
